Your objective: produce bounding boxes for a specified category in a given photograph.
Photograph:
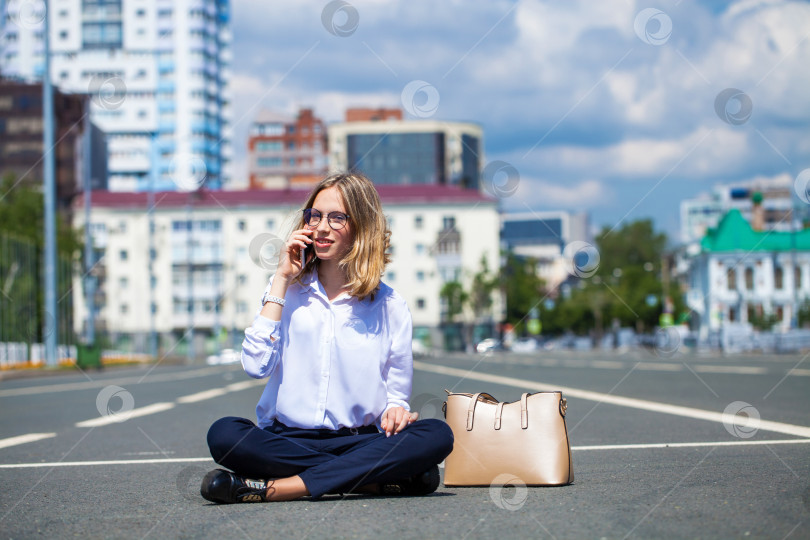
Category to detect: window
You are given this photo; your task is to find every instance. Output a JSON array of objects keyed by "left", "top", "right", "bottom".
[
  {"left": 416, "top": 298, "right": 426, "bottom": 309},
  {"left": 120, "top": 249, "right": 128, "bottom": 261},
  {"left": 745, "top": 268, "right": 754, "bottom": 290},
  {"left": 60, "top": 30, "right": 68, "bottom": 40},
  {"left": 416, "top": 270, "right": 425, "bottom": 282},
  {"left": 387, "top": 271, "right": 396, "bottom": 282},
  {"left": 238, "top": 274, "right": 247, "bottom": 284},
  {"left": 119, "top": 277, "right": 128, "bottom": 288},
  {"left": 238, "top": 220, "right": 246, "bottom": 231},
  {"left": 237, "top": 301, "right": 247, "bottom": 313},
  {"left": 796, "top": 266, "right": 802, "bottom": 290},
  {"left": 266, "top": 219, "right": 275, "bottom": 230},
  {"left": 415, "top": 243, "right": 425, "bottom": 256},
  {"left": 775, "top": 267, "right": 784, "bottom": 290},
  {"left": 443, "top": 216, "right": 456, "bottom": 230},
  {"left": 121, "top": 304, "right": 128, "bottom": 314},
  {"left": 727, "top": 268, "right": 736, "bottom": 290},
  {"left": 414, "top": 215, "right": 423, "bottom": 229}
]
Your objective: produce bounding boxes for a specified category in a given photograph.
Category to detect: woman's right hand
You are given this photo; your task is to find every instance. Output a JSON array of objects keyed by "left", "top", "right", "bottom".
[{"left": 276, "top": 227, "right": 314, "bottom": 280}]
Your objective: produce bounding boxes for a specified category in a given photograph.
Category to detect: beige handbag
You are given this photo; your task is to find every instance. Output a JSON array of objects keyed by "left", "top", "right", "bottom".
[{"left": 442, "top": 390, "right": 574, "bottom": 486}]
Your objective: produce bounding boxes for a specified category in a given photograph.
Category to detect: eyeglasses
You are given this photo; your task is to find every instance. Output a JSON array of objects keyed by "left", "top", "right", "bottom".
[{"left": 303, "top": 208, "right": 350, "bottom": 230}]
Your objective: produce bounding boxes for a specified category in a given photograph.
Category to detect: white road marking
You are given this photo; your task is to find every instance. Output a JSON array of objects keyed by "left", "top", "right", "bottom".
[
  {"left": 573, "top": 439, "right": 810, "bottom": 450},
  {"left": 73, "top": 379, "right": 264, "bottom": 427},
  {"left": 414, "top": 360, "right": 810, "bottom": 438},
  {"left": 694, "top": 365, "right": 767, "bottom": 374},
  {"left": 75, "top": 402, "right": 176, "bottom": 427},
  {"left": 0, "top": 433, "right": 57, "bottom": 450},
  {"left": 2, "top": 438, "right": 809, "bottom": 469},
  {"left": 0, "top": 457, "right": 214, "bottom": 469},
  {"left": 0, "top": 366, "right": 235, "bottom": 398}
]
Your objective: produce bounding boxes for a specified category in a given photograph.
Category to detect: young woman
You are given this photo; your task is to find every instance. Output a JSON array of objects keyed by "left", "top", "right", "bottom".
[{"left": 201, "top": 172, "right": 454, "bottom": 503}]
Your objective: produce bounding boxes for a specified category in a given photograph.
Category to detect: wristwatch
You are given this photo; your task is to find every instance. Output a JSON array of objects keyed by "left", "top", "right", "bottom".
[{"left": 262, "top": 292, "right": 286, "bottom": 307}]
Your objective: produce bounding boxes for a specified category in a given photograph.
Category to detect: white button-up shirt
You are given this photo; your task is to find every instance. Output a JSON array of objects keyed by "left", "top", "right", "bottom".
[{"left": 240, "top": 270, "right": 413, "bottom": 430}]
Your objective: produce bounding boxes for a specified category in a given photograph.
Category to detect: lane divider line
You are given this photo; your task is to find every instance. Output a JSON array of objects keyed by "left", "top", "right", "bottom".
[
  {"left": 0, "top": 433, "right": 57, "bottom": 450},
  {"left": 414, "top": 360, "right": 810, "bottom": 438},
  {"left": 73, "top": 379, "right": 265, "bottom": 428},
  {"left": 0, "top": 365, "right": 239, "bottom": 398},
  {"left": 2, "top": 439, "right": 810, "bottom": 469},
  {"left": 75, "top": 402, "right": 176, "bottom": 428}
]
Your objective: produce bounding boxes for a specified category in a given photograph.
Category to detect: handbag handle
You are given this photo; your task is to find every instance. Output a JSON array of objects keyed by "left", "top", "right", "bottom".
[
  {"left": 465, "top": 392, "right": 498, "bottom": 431},
  {"left": 520, "top": 392, "right": 529, "bottom": 429}
]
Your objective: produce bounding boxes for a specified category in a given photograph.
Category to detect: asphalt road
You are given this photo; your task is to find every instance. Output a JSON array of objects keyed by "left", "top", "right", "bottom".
[{"left": 0, "top": 349, "right": 808, "bottom": 539}]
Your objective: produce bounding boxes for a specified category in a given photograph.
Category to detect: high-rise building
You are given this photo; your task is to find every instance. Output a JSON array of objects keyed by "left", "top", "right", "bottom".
[
  {"left": 247, "top": 108, "right": 328, "bottom": 189},
  {"left": 0, "top": 0, "right": 231, "bottom": 192},
  {"left": 0, "top": 79, "right": 107, "bottom": 209},
  {"left": 680, "top": 176, "right": 797, "bottom": 245},
  {"left": 328, "top": 108, "right": 483, "bottom": 189}
]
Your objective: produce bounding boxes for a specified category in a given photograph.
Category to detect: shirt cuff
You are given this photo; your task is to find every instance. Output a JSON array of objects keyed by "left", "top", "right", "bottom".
[{"left": 253, "top": 314, "right": 280, "bottom": 342}]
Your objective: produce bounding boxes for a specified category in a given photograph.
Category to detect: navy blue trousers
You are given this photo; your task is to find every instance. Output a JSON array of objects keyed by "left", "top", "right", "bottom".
[{"left": 207, "top": 416, "right": 454, "bottom": 498}]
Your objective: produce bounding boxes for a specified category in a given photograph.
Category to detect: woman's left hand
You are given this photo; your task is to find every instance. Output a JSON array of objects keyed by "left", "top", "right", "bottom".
[{"left": 381, "top": 406, "right": 419, "bottom": 437}]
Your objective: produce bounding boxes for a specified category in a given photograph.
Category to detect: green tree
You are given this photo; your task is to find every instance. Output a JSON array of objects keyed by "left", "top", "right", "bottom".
[
  {"left": 0, "top": 174, "right": 83, "bottom": 344},
  {"left": 439, "top": 281, "right": 467, "bottom": 322},
  {"left": 469, "top": 254, "right": 498, "bottom": 319},
  {"left": 500, "top": 251, "right": 545, "bottom": 335}
]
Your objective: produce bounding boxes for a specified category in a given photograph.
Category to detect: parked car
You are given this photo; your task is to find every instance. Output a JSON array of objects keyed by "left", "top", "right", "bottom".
[
  {"left": 511, "top": 337, "right": 540, "bottom": 352},
  {"left": 206, "top": 348, "right": 241, "bottom": 365},
  {"left": 476, "top": 338, "right": 499, "bottom": 353}
]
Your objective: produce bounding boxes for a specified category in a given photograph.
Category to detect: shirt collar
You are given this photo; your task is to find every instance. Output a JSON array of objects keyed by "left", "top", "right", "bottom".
[{"left": 299, "top": 268, "right": 353, "bottom": 303}]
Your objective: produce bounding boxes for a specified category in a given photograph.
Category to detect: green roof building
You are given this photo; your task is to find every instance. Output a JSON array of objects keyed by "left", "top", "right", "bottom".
[{"left": 687, "top": 209, "right": 809, "bottom": 338}]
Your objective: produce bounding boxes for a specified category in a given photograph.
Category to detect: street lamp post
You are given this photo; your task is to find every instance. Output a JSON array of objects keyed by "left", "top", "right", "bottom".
[{"left": 42, "top": 0, "right": 58, "bottom": 365}]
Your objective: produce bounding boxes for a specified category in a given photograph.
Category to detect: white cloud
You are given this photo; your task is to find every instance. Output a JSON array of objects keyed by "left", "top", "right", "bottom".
[{"left": 507, "top": 178, "right": 612, "bottom": 210}]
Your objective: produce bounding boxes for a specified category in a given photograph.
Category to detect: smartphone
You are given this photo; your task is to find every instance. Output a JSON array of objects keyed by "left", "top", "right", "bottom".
[{"left": 300, "top": 244, "right": 311, "bottom": 266}]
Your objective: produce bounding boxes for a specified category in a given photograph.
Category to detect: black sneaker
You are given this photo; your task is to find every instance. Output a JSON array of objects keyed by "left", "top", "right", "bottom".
[
  {"left": 200, "top": 469, "right": 269, "bottom": 504},
  {"left": 379, "top": 465, "right": 441, "bottom": 496}
]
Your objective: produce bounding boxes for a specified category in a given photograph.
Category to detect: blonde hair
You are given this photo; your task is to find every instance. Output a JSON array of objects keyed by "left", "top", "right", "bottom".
[{"left": 293, "top": 172, "right": 392, "bottom": 301}]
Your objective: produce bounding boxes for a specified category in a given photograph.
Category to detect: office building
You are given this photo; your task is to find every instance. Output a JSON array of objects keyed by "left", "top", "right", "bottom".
[
  {"left": 328, "top": 109, "right": 483, "bottom": 189},
  {"left": 248, "top": 108, "right": 328, "bottom": 189},
  {"left": 71, "top": 184, "right": 502, "bottom": 353},
  {"left": 0, "top": 79, "right": 107, "bottom": 208},
  {"left": 500, "top": 211, "right": 590, "bottom": 292},
  {"left": 0, "top": 0, "right": 232, "bottom": 192},
  {"left": 680, "top": 176, "right": 797, "bottom": 244}
]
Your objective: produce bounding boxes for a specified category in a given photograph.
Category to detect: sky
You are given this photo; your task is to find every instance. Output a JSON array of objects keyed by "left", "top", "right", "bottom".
[{"left": 226, "top": 0, "right": 810, "bottom": 243}]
